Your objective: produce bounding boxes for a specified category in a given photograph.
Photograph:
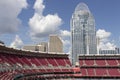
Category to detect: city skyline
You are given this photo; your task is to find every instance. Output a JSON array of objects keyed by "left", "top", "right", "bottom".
[{"left": 0, "top": 0, "right": 120, "bottom": 53}]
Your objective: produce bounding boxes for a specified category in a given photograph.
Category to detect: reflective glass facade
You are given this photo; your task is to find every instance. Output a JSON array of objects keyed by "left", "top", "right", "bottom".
[{"left": 71, "top": 3, "right": 97, "bottom": 65}]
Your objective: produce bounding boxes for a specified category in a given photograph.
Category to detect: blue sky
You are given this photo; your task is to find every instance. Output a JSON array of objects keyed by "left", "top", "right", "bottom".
[{"left": 0, "top": 0, "right": 120, "bottom": 53}]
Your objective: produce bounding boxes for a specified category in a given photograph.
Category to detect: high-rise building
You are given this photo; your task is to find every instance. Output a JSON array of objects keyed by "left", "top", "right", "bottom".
[
  {"left": 49, "top": 35, "right": 63, "bottom": 53},
  {"left": 71, "top": 3, "right": 97, "bottom": 65}
]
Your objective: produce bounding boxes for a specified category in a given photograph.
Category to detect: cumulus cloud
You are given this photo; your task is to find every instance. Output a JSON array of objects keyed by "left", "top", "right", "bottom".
[
  {"left": 0, "top": 0, "right": 28, "bottom": 34},
  {"left": 60, "top": 30, "right": 71, "bottom": 53},
  {"left": 96, "top": 29, "right": 116, "bottom": 50},
  {"left": 99, "top": 42, "right": 116, "bottom": 50},
  {"left": 33, "top": 0, "right": 45, "bottom": 15},
  {"left": 61, "top": 39, "right": 71, "bottom": 53},
  {"left": 96, "top": 29, "right": 111, "bottom": 42},
  {"left": 10, "top": 35, "right": 24, "bottom": 48},
  {"left": 29, "top": 0, "right": 62, "bottom": 39},
  {"left": 60, "top": 30, "right": 71, "bottom": 38}
]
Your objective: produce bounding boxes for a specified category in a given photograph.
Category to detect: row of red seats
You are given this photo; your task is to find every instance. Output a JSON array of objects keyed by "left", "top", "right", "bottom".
[
  {"left": 0, "top": 55, "right": 71, "bottom": 66},
  {"left": 79, "top": 59, "right": 120, "bottom": 66},
  {"left": 81, "top": 68, "right": 120, "bottom": 77}
]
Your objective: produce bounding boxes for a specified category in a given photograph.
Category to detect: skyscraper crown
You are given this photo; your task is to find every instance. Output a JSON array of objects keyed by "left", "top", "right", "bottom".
[{"left": 75, "top": 2, "right": 90, "bottom": 13}]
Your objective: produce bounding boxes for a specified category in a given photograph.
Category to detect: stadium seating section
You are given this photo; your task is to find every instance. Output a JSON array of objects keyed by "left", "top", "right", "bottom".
[
  {"left": 0, "top": 46, "right": 74, "bottom": 80},
  {"left": 79, "top": 55, "right": 120, "bottom": 78}
]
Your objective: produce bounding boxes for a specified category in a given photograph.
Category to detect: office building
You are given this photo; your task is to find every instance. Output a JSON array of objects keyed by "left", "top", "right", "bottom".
[
  {"left": 49, "top": 35, "right": 63, "bottom": 53},
  {"left": 71, "top": 3, "right": 97, "bottom": 65}
]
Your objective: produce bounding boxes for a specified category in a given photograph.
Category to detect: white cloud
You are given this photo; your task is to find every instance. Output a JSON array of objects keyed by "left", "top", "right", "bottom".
[
  {"left": 62, "top": 39, "right": 70, "bottom": 47},
  {"left": 10, "top": 35, "right": 24, "bottom": 48},
  {"left": 0, "top": 0, "right": 28, "bottom": 34},
  {"left": 96, "top": 29, "right": 111, "bottom": 39},
  {"left": 29, "top": 0, "right": 62, "bottom": 39},
  {"left": 97, "top": 29, "right": 116, "bottom": 50},
  {"left": 61, "top": 39, "right": 71, "bottom": 53},
  {"left": 60, "top": 30, "right": 71, "bottom": 38},
  {"left": 99, "top": 42, "right": 116, "bottom": 50},
  {"left": 33, "top": 0, "right": 45, "bottom": 15},
  {"left": 60, "top": 30, "right": 71, "bottom": 53}
]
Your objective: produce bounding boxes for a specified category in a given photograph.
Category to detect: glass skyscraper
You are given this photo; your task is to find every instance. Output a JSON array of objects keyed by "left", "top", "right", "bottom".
[{"left": 71, "top": 3, "right": 97, "bottom": 65}]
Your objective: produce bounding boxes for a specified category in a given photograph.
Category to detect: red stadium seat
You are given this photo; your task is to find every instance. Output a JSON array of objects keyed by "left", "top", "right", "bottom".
[
  {"left": 38, "top": 58, "right": 48, "bottom": 66},
  {"left": 107, "top": 60, "right": 118, "bottom": 66},
  {"left": 95, "top": 68, "right": 107, "bottom": 76},
  {"left": 30, "top": 58, "right": 41, "bottom": 66},
  {"left": 56, "top": 58, "right": 66, "bottom": 66},
  {"left": 84, "top": 59, "right": 94, "bottom": 66},
  {"left": 95, "top": 60, "right": 106, "bottom": 66},
  {"left": 81, "top": 68, "right": 87, "bottom": 76},
  {"left": 64, "top": 58, "right": 72, "bottom": 66},
  {"left": 108, "top": 68, "right": 120, "bottom": 76},
  {"left": 87, "top": 68, "right": 95, "bottom": 76},
  {"left": 47, "top": 58, "right": 58, "bottom": 66}
]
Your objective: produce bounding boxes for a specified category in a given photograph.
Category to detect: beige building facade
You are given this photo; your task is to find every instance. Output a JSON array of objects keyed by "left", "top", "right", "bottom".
[
  {"left": 23, "top": 35, "right": 63, "bottom": 53},
  {"left": 49, "top": 35, "right": 63, "bottom": 53},
  {"left": 23, "top": 42, "right": 48, "bottom": 52},
  {"left": 23, "top": 45, "right": 36, "bottom": 51}
]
